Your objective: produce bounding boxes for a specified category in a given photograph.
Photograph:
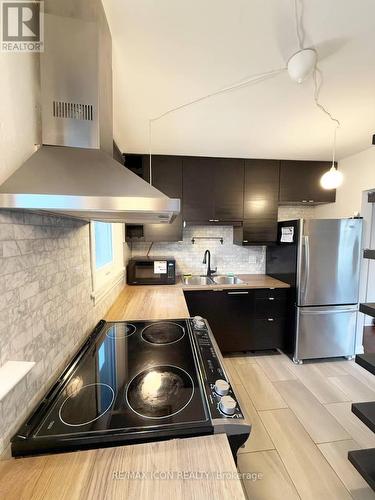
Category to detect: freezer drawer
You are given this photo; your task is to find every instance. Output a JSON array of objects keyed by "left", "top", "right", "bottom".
[{"left": 295, "top": 305, "right": 357, "bottom": 361}]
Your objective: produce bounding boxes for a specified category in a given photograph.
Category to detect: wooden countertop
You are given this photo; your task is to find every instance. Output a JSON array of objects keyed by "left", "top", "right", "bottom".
[
  {"left": 105, "top": 274, "right": 289, "bottom": 321},
  {"left": 179, "top": 274, "right": 290, "bottom": 291},
  {"left": 0, "top": 435, "right": 245, "bottom": 500}
]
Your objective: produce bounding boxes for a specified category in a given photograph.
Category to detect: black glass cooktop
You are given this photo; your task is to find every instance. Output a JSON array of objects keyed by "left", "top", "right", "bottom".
[{"left": 34, "top": 320, "right": 208, "bottom": 438}]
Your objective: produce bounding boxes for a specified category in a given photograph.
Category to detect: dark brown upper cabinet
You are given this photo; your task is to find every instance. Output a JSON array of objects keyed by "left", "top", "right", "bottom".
[
  {"left": 182, "top": 157, "right": 244, "bottom": 224},
  {"left": 125, "top": 155, "right": 183, "bottom": 242},
  {"left": 234, "top": 159, "right": 280, "bottom": 246},
  {"left": 279, "top": 160, "right": 336, "bottom": 204}
]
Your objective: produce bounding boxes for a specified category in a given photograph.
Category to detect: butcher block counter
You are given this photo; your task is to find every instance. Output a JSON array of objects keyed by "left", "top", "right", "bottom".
[
  {"left": 105, "top": 274, "right": 289, "bottom": 321},
  {"left": 0, "top": 434, "right": 245, "bottom": 500}
]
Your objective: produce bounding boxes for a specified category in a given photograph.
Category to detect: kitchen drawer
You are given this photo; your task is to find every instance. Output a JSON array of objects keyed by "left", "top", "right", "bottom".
[
  {"left": 252, "top": 317, "right": 286, "bottom": 350},
  {"left": 255, "top": 298, "right": 287, "bottom": 318},
  {"left": 254, "top": 288, "right": 288, "bottom": 300}
]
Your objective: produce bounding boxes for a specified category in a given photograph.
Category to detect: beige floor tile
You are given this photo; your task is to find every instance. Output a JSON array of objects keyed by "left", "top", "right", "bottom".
[
  {"left": 274, "top": 379, "right": 350, "bottom": 443},
  {"left": 238, "top": 450, "right": 300, "bottom": 500},
  {"left": 228, "top": 354, "right": 259, "bottom": 364},
  {"left": 259, "top": 408, "right": 352, "bottom": 500},
  {"left": 223, "top": 357, "right": 243, "bottom": 387},
  {"left": 224, "top": 357, "right": 277, "bottom": 453},
  {"left": 287, "top": 363, "right": 351, "bottom": 404},
  {"left": 329, "top": 375, "right": 375, "bottom": 402},
  {"left": 234, "top": 382, "right": 275, "bottom": 454},
  {"left": 255, "top": 355, "right": 297, "bottom": 382},
  {"left": 318, "top": 440, "right": 375, "bottom": 500},
  {"left": 234, "top": 362, "right": 288, "bottom": 411},
  {"left": 325, "top": 402, "right": 375, "bottom": 449},
  {"left": 333, "top": 363, "right": 375, "bottom": 392}
]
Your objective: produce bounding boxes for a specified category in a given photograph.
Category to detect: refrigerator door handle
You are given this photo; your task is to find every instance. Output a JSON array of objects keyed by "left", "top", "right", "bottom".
[
  {"left": 300, "top": 306, "right": 358, "bottom": 315},
  {"left": 301, "top": 235, "right": 310, "bottom": 301}
]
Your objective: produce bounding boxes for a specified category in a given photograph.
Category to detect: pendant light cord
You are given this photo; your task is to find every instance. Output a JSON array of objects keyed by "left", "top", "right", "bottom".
[
  {"left": 148, "top": 67, "right": 286, "bottom": 182},
  {"left": 294, "top": 0, "right": 304, "bottom": 50},
  {"left": 313, "top": 66, "right": 341, "bottom": 167}
]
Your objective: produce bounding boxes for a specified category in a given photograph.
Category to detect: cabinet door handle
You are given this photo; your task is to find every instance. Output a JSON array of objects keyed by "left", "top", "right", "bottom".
[
  {"left": 267, "top": 318, "right": 275, "bottom": 322},
  {"left": 209, "top": 219, "right": 220, "bottom": 222},
  {"left": 227, "top": 291, "right": 249, "bottom": 295}
]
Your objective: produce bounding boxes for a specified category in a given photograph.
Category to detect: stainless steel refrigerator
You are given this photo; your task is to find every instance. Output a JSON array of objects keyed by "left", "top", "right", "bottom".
[{"left": 266, "top": 218, "right": 362, "bottom": 363}]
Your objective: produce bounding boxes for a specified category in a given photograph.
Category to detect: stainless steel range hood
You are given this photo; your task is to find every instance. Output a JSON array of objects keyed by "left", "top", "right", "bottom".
[
  {"left": 0, "top": 146, "right": 179, "bottom": 223},
  {"left": 0, "top": 0, "right": 180, "bottom": 223}
]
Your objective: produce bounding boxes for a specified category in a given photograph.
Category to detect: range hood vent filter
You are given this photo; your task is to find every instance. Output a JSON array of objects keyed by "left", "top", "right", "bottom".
[{"left": 53, "top": 101, "right": 94, "bottom": 121}]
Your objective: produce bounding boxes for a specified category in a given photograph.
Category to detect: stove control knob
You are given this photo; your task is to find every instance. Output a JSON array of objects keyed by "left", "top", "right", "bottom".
[
  {"left": 214, "top": 379, "right": 230, "bottom": 396},
  {"left": 193, "top": 316, "right": 206, "bottom": 329},
  {"left": 219, "top": 395, "right": 237, "bottom": 416}
]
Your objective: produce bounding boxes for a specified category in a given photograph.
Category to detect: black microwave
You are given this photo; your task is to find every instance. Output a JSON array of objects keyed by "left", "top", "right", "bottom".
[{"left": 126, "top": 257, "right": 176, "bottom": 285}]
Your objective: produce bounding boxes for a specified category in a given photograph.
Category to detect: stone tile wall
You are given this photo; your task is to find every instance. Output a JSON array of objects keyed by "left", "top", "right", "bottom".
[
  {"left": 130, "top": 206, "right": 316, "bottom": 275},
  {"left": 131, "top": 225, "right": 265, "bottom": 275},
  {"left": 0, "top": 210, "right": 123, "bottom": 457}
]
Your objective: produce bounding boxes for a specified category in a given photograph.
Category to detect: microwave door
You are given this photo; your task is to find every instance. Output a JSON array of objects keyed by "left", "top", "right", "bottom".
[{"left": 134, "top": 262, "right": 156, "bottom": 280}]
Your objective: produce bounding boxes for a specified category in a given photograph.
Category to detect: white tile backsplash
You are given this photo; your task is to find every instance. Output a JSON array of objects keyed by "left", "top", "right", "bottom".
[
  {"left": 131, "top": 225, "right": 266, "bottom": 275},
  {"left": 278, "top": 205, "right": 316, "bottom": 221},
  {"left": 0, "top": 209, "right": 123, "bottom": 457},
  {"left": 130, "top": 206, "right": 314, "bottom": 275}
]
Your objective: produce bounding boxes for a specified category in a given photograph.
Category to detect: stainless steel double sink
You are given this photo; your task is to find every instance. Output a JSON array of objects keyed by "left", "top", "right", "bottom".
[{"left": 182, "top": 275, "right": 245, "bottom": 286}]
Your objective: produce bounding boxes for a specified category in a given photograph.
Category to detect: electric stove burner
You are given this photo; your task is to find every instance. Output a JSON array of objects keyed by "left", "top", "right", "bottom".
[
  {"left": 59, "top": 383, "right": 114, "bottom": 427},
  {"left": 141, "top": 322, "right": 185, "bottom": 345},
  {"left": 106, "top": 323, "right": 136, "bottom": 339},
  {"left": 126, "top": 365, "right": 194, "bottom": 419}
]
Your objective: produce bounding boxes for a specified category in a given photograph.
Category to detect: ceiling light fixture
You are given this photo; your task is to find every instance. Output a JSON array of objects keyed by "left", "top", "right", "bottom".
[{"left": 287, "top": 48, "right": 317, "bottom": 83}]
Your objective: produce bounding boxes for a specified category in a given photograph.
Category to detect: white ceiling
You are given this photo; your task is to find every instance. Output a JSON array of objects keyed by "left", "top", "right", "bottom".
[{"left": 102, "top": 0, "right": 375, "bottom": 161}]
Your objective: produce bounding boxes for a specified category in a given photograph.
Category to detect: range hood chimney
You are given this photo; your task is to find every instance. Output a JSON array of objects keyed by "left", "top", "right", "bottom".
[{"left": 0, "top": 0, "right": 180, "bottom": 223}]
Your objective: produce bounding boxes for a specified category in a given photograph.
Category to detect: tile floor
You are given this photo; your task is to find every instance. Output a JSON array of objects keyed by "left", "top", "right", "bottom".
[{"left": 223, "top": 352, "right": 375, "bottom": 500}]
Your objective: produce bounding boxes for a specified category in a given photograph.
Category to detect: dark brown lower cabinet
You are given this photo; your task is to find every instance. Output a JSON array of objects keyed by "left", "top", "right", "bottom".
[{"left": 184, "top": 288, "right": 287, "bottom": 353}]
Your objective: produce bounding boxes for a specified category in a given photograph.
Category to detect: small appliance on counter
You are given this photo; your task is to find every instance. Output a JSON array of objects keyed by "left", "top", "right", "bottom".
[
  {"left": 267, "top": 218, "right": 363, "bottom": 363},
  {"left": 11, "top": 317, "right": 250, "bottom": 459},
  {"left": 127, "top": 257, "right": 176, "bottom": 285}
]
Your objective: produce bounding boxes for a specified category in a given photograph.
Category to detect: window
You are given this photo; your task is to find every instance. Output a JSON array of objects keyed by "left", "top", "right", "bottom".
[
  {"left": 90, "top": 222, "right": 124, "bottom": 300},
  {"left": 94, "top": 222, "right": 113, "bottom": 268}
]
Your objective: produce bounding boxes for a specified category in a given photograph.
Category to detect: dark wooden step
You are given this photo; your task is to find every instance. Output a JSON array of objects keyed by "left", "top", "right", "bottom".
[
  {"left": 352, "top": 402, "right": 375, "bottom": 434},
  {"left": 364, "top": 249, "right": 375, "bottom": 260},
  {"left": 360, "top": 303, "right": 375, "bottom": 319},
  {"left": 369, "top": 192, "right": 375, "bottom": 203},
  {"left": 348, "top": 448, "right": 375, "bottom": 491},
  {"left": 356, "top": 354, "right": 375, "bottom": 376}
]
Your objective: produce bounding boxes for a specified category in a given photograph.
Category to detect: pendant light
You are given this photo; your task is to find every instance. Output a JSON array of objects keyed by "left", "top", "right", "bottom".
[
  {"left": 310, "top": 67, "right": 343, "bottom": 190},
  {"left": 320, "top": 125, "right": 343, "bottom": 190},
  {"left": 320, "top": 164, "right": 343, "bottom": 189}
]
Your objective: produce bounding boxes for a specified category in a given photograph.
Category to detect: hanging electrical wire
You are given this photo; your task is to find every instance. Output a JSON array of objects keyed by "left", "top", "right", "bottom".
[
  {"left": 313, "top": 67, "right": 341, "bottom": 167},
  {"left": 148, "top": 66, "right": 286, "bottom": 182},
  {"left": 294, "top": 0, "right": 304, "bottom": 50}
]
